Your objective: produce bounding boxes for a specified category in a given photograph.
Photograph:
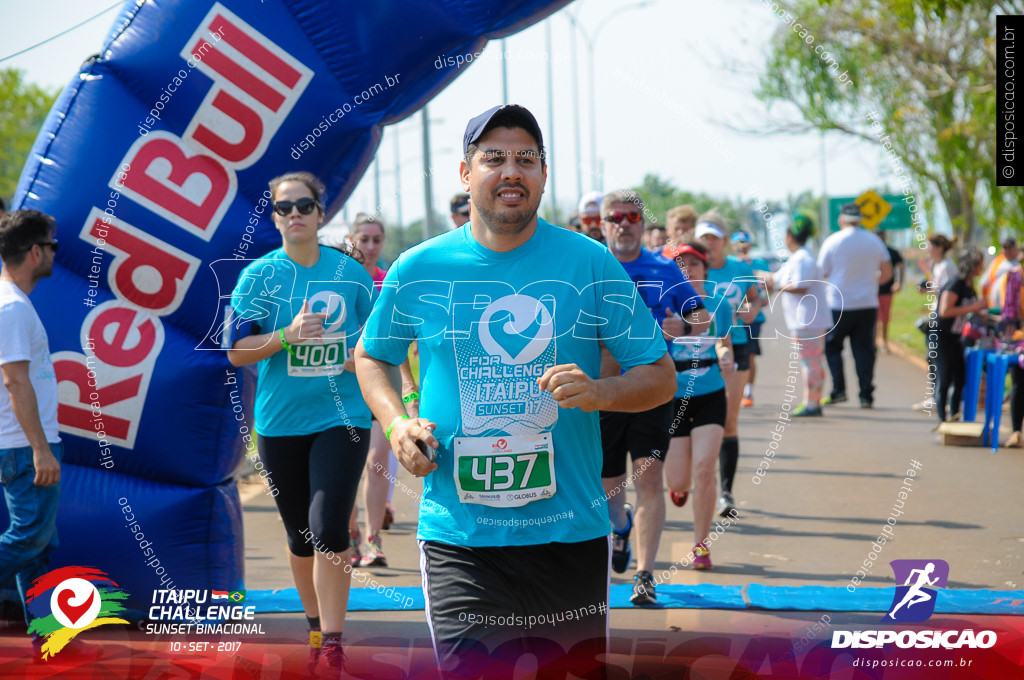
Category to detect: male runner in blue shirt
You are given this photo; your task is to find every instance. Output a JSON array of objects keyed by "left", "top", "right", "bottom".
[
  {"left": 355, "top": 105, "right": 685, "bottom": 676},
  {"left": 598, "top": 191, "right": 708, "bottom": 605}
]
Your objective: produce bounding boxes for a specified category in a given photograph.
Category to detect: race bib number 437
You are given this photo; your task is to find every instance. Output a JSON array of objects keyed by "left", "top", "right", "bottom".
[{"left": 454, "top": 434, "right": 555, "bottom": 508}]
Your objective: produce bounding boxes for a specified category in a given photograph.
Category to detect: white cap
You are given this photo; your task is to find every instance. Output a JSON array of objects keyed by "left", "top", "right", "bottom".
[
  {"left": 578, "top": 191, "right": 603, "bottom": 215},
  {"left": 695, "top": 222, "right": 725, "bottom": 239}
]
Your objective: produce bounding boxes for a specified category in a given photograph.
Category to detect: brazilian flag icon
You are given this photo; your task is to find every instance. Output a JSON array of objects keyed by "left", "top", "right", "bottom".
[{"left": 229, "top": 591, "right": 246, "bottom": 602}]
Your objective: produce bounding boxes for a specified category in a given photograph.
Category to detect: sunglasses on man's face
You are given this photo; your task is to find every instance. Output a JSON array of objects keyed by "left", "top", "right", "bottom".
[
  {"left": 580, "top": 215, "right": 602, "bottom": 226},
  {"left": 604, "top": 211, "right": 642, "bottom": 224},
  {"left": 273, "top": 198, "right": 320, "bottom": 216},
  {"left": 25, "top": 239, "right": 58, "bottom": 253}
]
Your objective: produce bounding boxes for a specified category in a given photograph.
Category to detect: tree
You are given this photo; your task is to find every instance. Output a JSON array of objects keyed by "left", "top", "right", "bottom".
[
  {"left": 756, "top": 0, "right": 1022, "bottom": 244},
  {"left": 632, "top": 174, "right": 741, "bottom": 228},
  {"left": 0, "top": 69, "right": 59, "bottom": 205}
]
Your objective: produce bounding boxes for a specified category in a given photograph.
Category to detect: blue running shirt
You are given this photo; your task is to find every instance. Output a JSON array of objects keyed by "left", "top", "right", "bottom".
[
  {"left": 618, "top": 248, "right": 703, "bottom": 351},
  {"left": 361, "top": 220, "right": 669, "bottom": 547},
  {"left": 670, "top": 293, "right": 733, "bottom": 398},
  {"left": 229, "top": 246, "right": 376, "bottom": 436},
  {"left": 705, "top": 256, "right": 758, "bottom": 345}
]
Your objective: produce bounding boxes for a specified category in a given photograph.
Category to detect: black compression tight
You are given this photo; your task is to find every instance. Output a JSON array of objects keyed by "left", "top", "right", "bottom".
[{"left": 258, "top": 425, "right": 370, "bottom": 556}]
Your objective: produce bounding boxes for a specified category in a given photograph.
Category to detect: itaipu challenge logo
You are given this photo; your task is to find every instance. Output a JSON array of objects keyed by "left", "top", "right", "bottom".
[
  {"left": 883, "top": 559, "right": 949, "bottom": 623},
  {"left": 25, "top": 566, "right": 130, "bottom": 660}
]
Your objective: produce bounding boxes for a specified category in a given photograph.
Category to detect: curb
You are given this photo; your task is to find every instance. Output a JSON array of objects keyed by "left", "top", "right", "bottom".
[{"left": 886, "top": 339, "right": 928, "bottom": 371}]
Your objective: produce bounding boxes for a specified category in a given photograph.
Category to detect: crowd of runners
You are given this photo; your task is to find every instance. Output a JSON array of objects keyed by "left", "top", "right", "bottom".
[
  {"left": 0, "top": 102, "right": 973, "bottom": 676},
  {"left": 215, "top": 103, "right": 912, "bottom": 675}
]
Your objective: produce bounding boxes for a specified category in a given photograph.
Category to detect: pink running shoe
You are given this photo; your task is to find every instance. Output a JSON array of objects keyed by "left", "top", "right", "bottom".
[
  {"left": 693, "top": 542, "right": 712, "bottom": 570},
  {"left": 349, "top": 528, "right": 361, "bottom": 566}
]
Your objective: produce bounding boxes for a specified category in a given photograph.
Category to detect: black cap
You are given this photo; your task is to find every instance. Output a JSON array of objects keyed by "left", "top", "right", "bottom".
[
  {"left": 840, "top": 202, "right": 862, "bottom": 218},
  {"left": 450, "top": 193, "right": 470, "bottom": 214},
  {"left": 463, "top": 104, "right": 544, "bottom": 156},
  {"left": 1002, "top": 236, "right": 1018, "bottom": 249}
]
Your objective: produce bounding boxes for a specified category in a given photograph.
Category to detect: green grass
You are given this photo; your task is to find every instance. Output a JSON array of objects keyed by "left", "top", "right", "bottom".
[{"left": 887, "top": 286, "right": 932, "bottom": 360}]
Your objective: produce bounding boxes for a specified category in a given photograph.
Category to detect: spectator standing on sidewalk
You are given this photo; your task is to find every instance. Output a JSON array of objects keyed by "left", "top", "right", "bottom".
[
  {"left": 935, "top": 246, "right": 986, "bottom": 424},
  {"left": 876, "top": 230, "right": 905, "bottom": 354},
  {"left": 772, "top": 216, "right": 832, "bottom": 417},
  {"left": 818, "top": 203, "right": 893, "bottom": 408},
  {"left": 981, "top": 237, "right": 1019, "bottom": 305},
  {"left": 913, "top": 234, "right": 956, "bottom": 412},
  {"left": 0, "top": 210, "right": 63, "bottom": 637}
]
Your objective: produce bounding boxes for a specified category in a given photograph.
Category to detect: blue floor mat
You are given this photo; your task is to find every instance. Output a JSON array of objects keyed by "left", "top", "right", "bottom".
[{"left": 246, "top": 584, "right": 1024, "bottom": 615}]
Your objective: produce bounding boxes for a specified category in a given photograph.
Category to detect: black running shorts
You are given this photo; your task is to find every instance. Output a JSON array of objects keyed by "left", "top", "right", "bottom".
[
  {"left": 667, "top": 388, "right": 727, "bottom": 438},
  {"left": 748, "top": 322, "right": 763, "bottom": 356},
  {"left": 732, "top": 341, "right": 751, "bottom": 372},
  {"left": 599, "top": 400, "right": 674, "bottom": 478},
  {"left": 419, "top": 537, "right": 609, "bottom": 677}
]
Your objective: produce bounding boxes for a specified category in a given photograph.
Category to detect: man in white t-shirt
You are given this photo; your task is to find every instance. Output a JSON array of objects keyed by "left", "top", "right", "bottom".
[
  {"left": 817, "top": 203, "right": 893, "bottom": 408},
  {"left": 0, "top": 209, "right": 62, "bottom": 625}
]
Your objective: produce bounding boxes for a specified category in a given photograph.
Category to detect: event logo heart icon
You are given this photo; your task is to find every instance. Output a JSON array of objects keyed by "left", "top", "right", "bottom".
[
  {"left": 56, "top": 588, "right": 95, "bottom": 627},
  {"left": 478, "top": 295, "right": 553, "bottom": 365}
]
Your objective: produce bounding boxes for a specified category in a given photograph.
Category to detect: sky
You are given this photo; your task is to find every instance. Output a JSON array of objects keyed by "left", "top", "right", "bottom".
[{"left": 0, "top": 0, "right": 910, "bottom": 235}]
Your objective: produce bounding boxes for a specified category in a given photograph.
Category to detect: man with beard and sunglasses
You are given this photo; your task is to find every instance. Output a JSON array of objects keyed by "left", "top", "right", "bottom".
[
  {"left": 598, "top": 191, "right": 710, "bottom": 606},
  {"left": 0, "top": 210, "right": 64, "bottom": 641},
  {"left": 355, "top": 105, "right": 684, "bottom": 676}
]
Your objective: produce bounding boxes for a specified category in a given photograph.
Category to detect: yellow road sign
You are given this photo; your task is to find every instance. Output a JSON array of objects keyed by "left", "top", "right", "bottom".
[{"left": 855, "top": 190, "right": 892, "bottom": 230}]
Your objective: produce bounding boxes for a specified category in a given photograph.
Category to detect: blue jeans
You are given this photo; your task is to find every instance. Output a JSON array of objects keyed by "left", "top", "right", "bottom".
[{"left": 0, "top": 442, "right": 62, "bottom": 624}]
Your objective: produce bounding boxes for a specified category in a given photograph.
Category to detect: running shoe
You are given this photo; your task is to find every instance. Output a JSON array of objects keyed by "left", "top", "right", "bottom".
[
  {"left": 669, "top": 490, "right": 689, "bottom": 507},
  {"left": 360, "top": 534, "right": 388, "bottom": 567},
  {"left": 611, "top": 504, "right": 634, "bottom": 574},
  {"left": 742, "top": 396, "right": 754, "bottom": 408},
  {"left": 349, "top": 528, "right": 361, "bottom": 566},
  {"left": 792, "top": 404, "right": 823, "bottom": 418},
  {"left": 382, "top": 504, "right": 395, "bottom": 531},
  {"left": 322, "top": 636, "right": 346, "bottom": 674},
  {"left": 860, "top": 398, "right": 873, "bottom": 409},
  {"left": 693, "top": 542, "right": 712, "bottom": 570},
  {"left": 822, "top": 392, "right": 847, "bottom": 405},
  {"left": 630, "top": 570, "right": 658, "bottom": 606},
  {"left": 307, "top": 630, "right": 322, "bottom": 672},
  {"left": 717, "top": 491, "right": 736, "bottom": 518}
]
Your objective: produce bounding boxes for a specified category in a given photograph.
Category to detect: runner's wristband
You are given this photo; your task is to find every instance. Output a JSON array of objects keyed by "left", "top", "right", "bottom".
[
  {"left": 386, "top": 415, "right": 409, "bottom": 441},
  {"left": 402, "top": 392, "right": 419, "bottom": 405},
  {"left": 279, "top": 328, "right": 296, "bottom": 357}
]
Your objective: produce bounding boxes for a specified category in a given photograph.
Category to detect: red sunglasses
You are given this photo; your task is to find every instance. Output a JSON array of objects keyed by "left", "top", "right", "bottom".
[{"left": 604, "top": 211, "right": 642, "bottom": 224}]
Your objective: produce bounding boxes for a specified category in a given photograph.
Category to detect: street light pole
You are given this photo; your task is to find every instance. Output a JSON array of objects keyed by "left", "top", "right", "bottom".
[
  {"left": 566, "top": 2, "right": 653, "bottom": 194},
  {"left": 501, "top": 39, "right": 509, "bottom": 104},
  {"left": 422, "top": 106, "right": 435, "bottom": 239},
  {"left": 568, "top": 17, "right": 583, "bottom": 201},
  {"left": 393, "top": 127, "right": 402, "bottom": 228},
  {"left": 546, "top": 19, "right": 557, "bottom": 222}
]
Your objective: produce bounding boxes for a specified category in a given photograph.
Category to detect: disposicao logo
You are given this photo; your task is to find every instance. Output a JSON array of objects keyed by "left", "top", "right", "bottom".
[
  {"left": 884, "top": 559, "right": 948, "bottom": 623},
  {"left": 26, "top": 566, "right": 129, "bottom": 659},
  {"left": 831, "top": 559, "right": 997, "bottom": 650}
]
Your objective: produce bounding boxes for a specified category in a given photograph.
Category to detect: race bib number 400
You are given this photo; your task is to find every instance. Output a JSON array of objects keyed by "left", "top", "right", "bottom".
[
  {"left": 454, "top": 434, "right": 556, "bottom": 508},
  {"left": 287, "top": 337, "right": 346, "bottom": 377}
]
